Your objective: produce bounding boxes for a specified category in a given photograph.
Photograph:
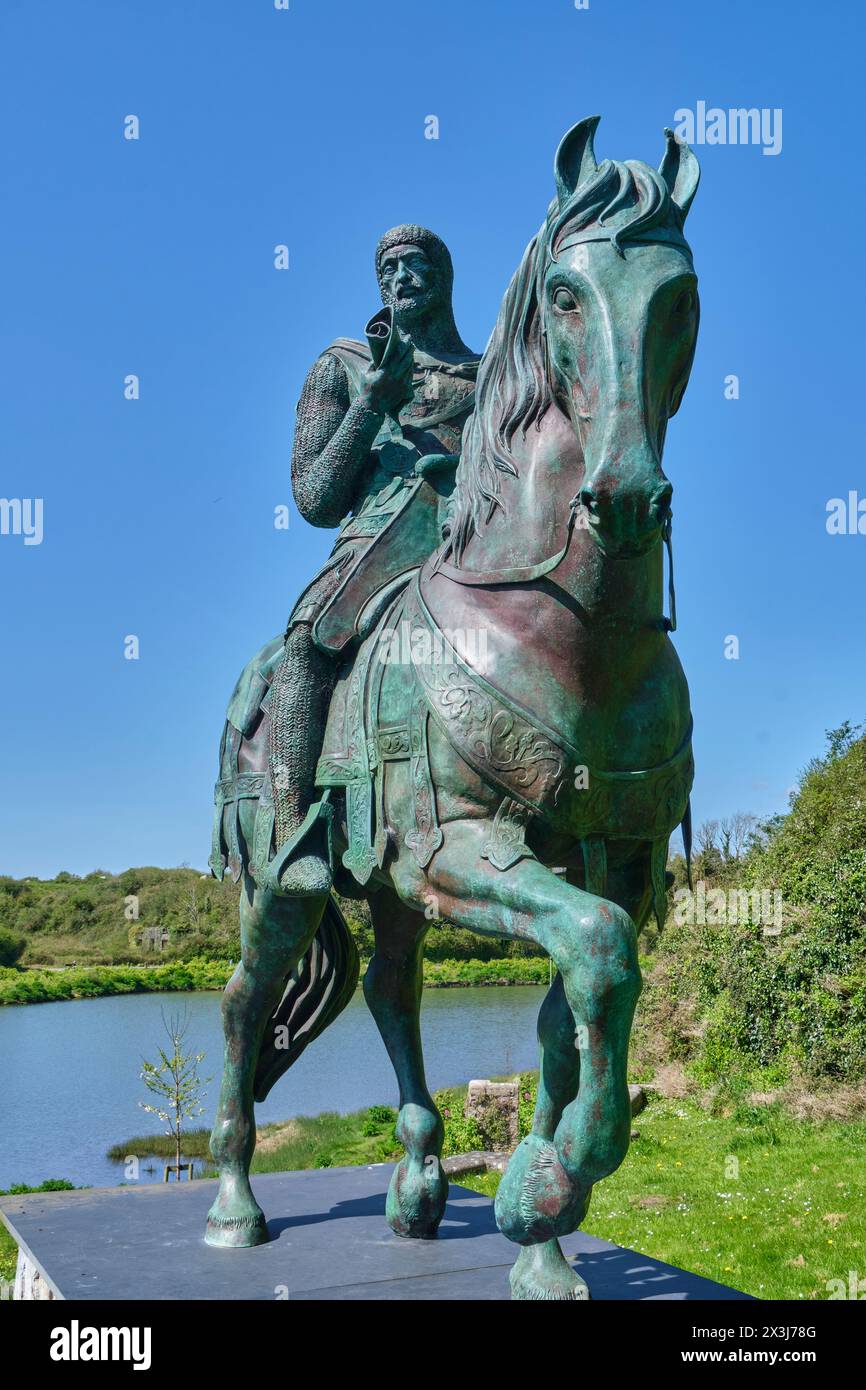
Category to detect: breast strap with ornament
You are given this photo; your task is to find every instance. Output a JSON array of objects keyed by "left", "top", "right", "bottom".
[{"left": 403, "top": 576, "right": 693, "bottom": 836}]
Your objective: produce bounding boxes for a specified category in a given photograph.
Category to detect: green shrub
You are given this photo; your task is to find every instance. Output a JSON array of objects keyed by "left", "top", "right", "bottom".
[
  {"left": 0, "top": 927, "right": 26, "bottom": 967},
  {"left": 635, "top": 728, "right": 866, "bottom": 1090},
  {"left": 0, "top": 957, "right": 235, "bottom": 1005},
  {"left": 361, "top": 1105, "right": 397, "bottom": 1136},
  {"left": 0, "top": 1178, "right": 75, "bottom": 1196},
  {"left": 366, "top": 1104, "right": 397, "bottom": 1125}
]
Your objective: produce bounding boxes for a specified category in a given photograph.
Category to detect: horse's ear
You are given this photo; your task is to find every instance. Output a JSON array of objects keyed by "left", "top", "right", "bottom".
[
  {"left": 554, "top": 116, "right": 600, "bottom": 209},
  {"left": 659, "top": 128, "right": 700, "bottom": 220}
]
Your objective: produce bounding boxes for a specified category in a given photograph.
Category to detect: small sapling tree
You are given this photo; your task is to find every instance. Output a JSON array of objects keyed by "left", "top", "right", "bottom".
[{"left": 139, "top": 1009, "right": 210, "bottom": 1179}]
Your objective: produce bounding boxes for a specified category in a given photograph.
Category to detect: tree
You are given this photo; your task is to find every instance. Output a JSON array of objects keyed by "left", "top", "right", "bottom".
[
  {"left": 695, "top": 819, "right": 719, "bottom": 855},
  {"left": 0, "top": 876, "right": 28, "bottom": 900},
  {"left": 825, "top": 720, "right": 862, "bottom": 763},
  {"left": 0, "top": 927, "right": 26, "bottom": 967},
  {"left": 720, "top": 811, "right": 758, "bottom": 862},
  {"left": 755, "top": 812, "right": 785, "bottom": 846},
  {"left": 139, "top": 1010, "right": 210, "bottom": 1176},
  {"left": 695, "top": 819, "right": 723, "bottom": 877},
  {"left": 182, "top": 884, "right": 201, "bottom": 932}
]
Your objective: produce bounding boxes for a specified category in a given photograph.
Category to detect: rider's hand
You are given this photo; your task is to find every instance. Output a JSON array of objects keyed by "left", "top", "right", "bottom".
[
  {"left": 358, "top": 332, "right": 415, "bottom": 416},
  {"left": 415, "top": 452, "right": 461, "bottom": 479}
]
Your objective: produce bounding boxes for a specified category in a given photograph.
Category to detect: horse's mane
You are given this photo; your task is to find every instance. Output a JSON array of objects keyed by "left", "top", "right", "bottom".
[{"left": 449, "top": 159, "right": 684, "bottom": 563}]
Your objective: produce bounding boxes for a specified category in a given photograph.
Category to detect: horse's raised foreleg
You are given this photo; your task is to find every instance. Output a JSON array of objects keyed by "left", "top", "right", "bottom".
[
  {"left": 364, "top": 888, "right": 447, "bottom": 1238},
  {"left": 206, "top": 878, "right": 326, "bottom": 1247},
  {"left": 391, "top": 819, "right": 641, "bottom": 1298}
]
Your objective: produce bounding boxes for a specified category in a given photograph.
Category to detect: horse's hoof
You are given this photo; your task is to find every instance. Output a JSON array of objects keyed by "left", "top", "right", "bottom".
[
  {"left": 205, "top": 1210, "right": 269, "bottom": 1248},
  {"left": 509, "top": 1239, "right": 591, "bottom": 1301},
  {"left": 495, "top": 1134, "right": 589, "bottom": 1245},
  {"left": 386, "top": 1154, "right": 448, "bottom": 1239},
  {"left": 205, "top": 1185, "right": 269, "bottom": 1248}
]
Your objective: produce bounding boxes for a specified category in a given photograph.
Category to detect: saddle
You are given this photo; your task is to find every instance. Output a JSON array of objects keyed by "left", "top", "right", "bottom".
[{"left": 311, "top": 469, "right": 455, "bottom": 653}]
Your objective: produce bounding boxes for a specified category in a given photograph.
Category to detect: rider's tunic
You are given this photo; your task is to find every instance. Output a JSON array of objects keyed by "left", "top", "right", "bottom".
[{"left": 288, "top": 337, "right": 479, "bottom": 639}]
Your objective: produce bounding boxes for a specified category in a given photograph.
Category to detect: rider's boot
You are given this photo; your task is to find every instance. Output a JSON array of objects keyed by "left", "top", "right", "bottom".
[{"left": 266, "top": 622, "right": 335, "bottom": 897}]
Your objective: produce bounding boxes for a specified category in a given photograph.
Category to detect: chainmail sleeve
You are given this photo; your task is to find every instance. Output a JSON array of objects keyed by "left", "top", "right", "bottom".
[{"left": 291, "top": 351, "right": 384, "bottom": 528}]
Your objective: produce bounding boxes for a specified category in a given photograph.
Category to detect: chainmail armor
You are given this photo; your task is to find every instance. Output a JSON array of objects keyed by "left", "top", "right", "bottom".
[
  {"left": 291, "top": 351, "right": 382, "bottom": 528},
  {"left": 270, "top": 348, "right": 385, "bottom": 852},
  {"left": 269, "top": 621, "right": 337, "bottom": 847}
]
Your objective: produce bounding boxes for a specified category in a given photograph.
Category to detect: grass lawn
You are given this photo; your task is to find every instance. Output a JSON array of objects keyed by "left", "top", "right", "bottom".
[
  {"left": 106, "top": 1106, "right": 403, "bottom": 1174},
  {"left": 0, "top": 1227, "right": 16, "bottom": 1290},
  {"left": 460, "top": 1094, "right": 866, "bottom": 1301}
]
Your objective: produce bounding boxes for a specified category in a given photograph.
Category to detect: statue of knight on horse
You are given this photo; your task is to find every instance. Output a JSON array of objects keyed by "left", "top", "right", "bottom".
[
  {"left": 205, "top": 116, "right": 701, "bottom": 1302},
  {"left": 261, "top": 224, "right": 480, "bottom": 897}
]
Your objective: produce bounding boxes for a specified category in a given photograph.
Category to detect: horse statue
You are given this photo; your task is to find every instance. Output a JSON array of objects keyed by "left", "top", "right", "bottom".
[{"left": 204, "top": 116, "right": 701, "bottom": 1301}]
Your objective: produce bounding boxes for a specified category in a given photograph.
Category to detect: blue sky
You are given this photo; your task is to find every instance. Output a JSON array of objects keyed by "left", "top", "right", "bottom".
[{"left": 1, "top": 0, "right": 864, "bottom": 878}]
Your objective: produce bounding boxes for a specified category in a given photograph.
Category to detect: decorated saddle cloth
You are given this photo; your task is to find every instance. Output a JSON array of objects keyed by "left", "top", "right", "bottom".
[
  {"left": 209, "top": 635, "right": 284, "bottom": 884},
  {"left": 315, "top": 575, "right": 693, "bottom": 923},
  {"left": 309, "top": 469, "right": 454, "bottom": 652}
]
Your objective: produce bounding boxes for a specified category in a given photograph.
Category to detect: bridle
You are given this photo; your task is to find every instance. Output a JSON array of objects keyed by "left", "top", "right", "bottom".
[
  {"left": 429, "top": 495, "right": 678, "bottom": 634},
  {"left": 429, "top": 222, "right": 689, "bottom": 632}
]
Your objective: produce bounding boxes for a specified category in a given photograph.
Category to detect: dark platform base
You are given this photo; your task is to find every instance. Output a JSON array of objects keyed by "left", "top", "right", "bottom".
[{"left": 0, "top": 1164, "right": 751, "bottom": 1301}]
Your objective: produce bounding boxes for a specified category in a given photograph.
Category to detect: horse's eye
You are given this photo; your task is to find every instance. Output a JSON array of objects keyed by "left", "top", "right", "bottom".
[
  {"left": 674, "top": 289, "right": 695, "bottom": 317},
  {"left": 553, "top": 286, "right": 578, "bottom": 313}
]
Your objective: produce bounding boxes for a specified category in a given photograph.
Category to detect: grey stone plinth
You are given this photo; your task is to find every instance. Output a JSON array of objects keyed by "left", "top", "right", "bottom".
[
  {"left": 0, "top": 1165, "right": 753, "bottom": 1302},
  {"left": 14, "top": 1249, "right": 55, "bottom": 1300}
]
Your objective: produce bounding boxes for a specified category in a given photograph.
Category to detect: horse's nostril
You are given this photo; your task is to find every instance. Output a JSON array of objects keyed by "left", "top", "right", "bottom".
[
  {"left": 651, "top": 484, "right": 673, "bottom": 518},
  {"left": 579, "top": 486, "right": 599, "bottom": 515}
]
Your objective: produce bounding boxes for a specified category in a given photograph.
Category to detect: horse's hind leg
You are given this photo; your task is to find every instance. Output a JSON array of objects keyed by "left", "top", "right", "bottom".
[
  {"left": 508, "top": 971, "right": 591, "bottom": 1299},
  {"left": 363, "top": 888, "right": 447, "bottom": 1238},
  {"left": 506, "top": 854, "right": 653, "bottom": 1298},
  {"left": 206, "top": 879, "right": 326, "bottom": 1247}
]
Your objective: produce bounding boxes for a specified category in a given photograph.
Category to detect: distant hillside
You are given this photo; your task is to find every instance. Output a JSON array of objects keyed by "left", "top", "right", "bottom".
[
  {"left": 0, "top": 866, "right": 243, "bottom": 967},
  {"left": 0, "top": 865, "right": 541, "bottom": 969}
]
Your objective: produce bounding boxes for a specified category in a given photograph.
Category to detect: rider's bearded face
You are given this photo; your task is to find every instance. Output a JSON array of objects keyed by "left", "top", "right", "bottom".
[{"left": 378, "top": 245, "right": 443, "bottom": 326}]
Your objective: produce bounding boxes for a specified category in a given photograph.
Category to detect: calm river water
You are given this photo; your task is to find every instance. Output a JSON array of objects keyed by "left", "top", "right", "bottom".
[{"left": 0, "top": 985, "right": 545, "bottom": 1189}]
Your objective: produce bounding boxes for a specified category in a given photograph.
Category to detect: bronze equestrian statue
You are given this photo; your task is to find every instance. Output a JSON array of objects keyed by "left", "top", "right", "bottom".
[{"left": 206, "top": 116, "right": 700, "bottom": 1302}]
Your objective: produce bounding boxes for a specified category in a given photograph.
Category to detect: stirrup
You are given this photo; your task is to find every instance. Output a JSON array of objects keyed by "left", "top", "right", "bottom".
[{"left": 257, "top": 796, "right": 333, "bottom": 897}]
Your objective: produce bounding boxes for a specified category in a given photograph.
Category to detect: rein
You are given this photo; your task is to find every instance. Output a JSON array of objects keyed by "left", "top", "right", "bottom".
[
  {"left": 430, "top": 493, "right": 584, "bottom": 587},
  {"left": 662, "top": 514, "right": 677, "bottom": 632},
  {"left": 430, "top": 496, "right": 679, "bottom": 633}
]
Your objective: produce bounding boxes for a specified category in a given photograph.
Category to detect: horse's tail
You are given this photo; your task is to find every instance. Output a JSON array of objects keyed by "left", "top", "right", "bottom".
[{"left": 253, "top": 893, "right": 360, "bottom": 1103}]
